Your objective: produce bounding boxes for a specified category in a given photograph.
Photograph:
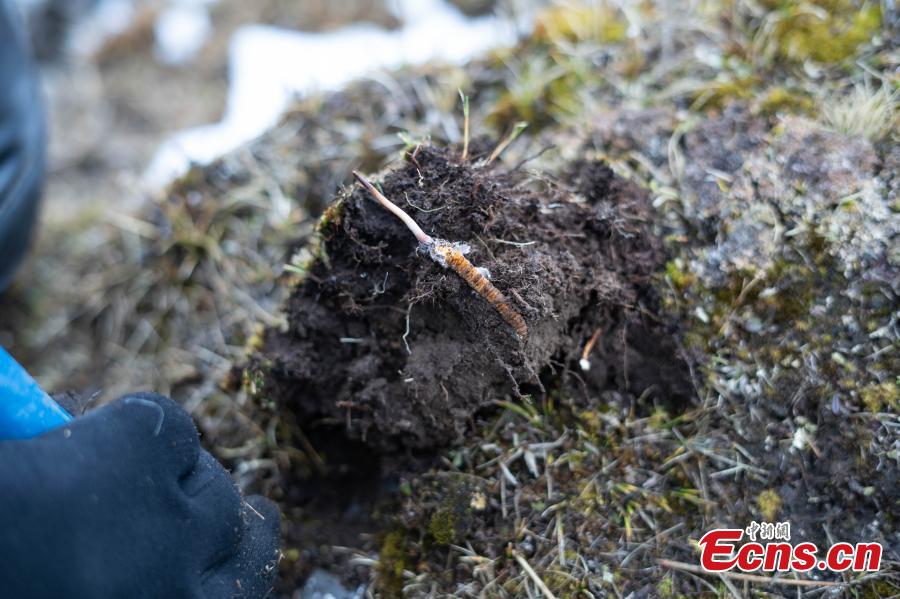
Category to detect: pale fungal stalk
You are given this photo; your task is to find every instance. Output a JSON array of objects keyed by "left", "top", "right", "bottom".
[{"left": 352, "top": 171, "right": 528, "bottom": 339}]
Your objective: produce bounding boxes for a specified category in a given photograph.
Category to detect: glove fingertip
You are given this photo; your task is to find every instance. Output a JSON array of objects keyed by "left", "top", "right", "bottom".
[{"left": 116, "top": 392, "right": 201, "bottom": 475}]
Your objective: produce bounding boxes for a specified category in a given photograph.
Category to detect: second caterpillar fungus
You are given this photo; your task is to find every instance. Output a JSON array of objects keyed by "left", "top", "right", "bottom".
[{"left": 352, "top": 171, "right": 528, "bottom": 340}]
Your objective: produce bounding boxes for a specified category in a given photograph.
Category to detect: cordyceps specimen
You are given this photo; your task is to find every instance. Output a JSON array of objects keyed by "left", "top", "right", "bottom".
[{"left": 352, "top": 171, "right": 528, "bottom": 340}]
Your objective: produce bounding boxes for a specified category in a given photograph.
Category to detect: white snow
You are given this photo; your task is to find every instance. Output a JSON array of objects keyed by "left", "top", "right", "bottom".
[
  {"left": 154, "top": 1, "right": 214, "bottom": 66},
  {"left": 143, "top": 0, "right": 522, "bottom": 188}
]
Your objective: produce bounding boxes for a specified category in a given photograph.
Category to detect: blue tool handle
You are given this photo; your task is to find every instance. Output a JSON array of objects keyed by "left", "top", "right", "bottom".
[{"left": 0, "top": 346, "right": 72, "bottom": 440}]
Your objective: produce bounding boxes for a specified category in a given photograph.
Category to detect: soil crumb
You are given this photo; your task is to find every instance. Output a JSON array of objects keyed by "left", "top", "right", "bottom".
[{"left": 257, "top": 145, "right": 686, "bottom": 451}]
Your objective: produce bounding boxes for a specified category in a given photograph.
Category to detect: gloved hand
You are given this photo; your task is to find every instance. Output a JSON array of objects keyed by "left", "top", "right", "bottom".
[
  {"left": 0, "top": 0, "right": 45, "bottom": 291},
  {"left": 0, "top": 392, "right": 281, "bottom": 599}
]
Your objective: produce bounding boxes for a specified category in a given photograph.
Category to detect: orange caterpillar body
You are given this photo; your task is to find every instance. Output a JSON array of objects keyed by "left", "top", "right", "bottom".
[{"left": 432, "top": 244, "right": 528, "bottom": 340}]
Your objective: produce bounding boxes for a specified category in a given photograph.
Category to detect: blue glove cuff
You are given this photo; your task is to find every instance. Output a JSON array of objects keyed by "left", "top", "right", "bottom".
[{"left": 0, "top": 346, "right": 71, "bottom": 440}]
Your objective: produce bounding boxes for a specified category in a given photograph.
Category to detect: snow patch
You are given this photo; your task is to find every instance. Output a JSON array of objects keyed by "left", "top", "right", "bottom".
[
  {"left": 154, "top": 1, "right": 214, "bottom": 66},
  {"left": 144, "top": 0, "right": 521, "bottom": 188}
]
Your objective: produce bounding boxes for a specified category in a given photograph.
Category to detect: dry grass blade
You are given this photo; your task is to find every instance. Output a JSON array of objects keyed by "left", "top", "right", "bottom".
[
  {"left": 487, "top": 121, "right": 528, "bottom": 165},
  {"left": 513, "top": 550, "right": 558, "bottom": 599},
  {"left": 656, "top": 558, "right": 841, "bottom": 588}
]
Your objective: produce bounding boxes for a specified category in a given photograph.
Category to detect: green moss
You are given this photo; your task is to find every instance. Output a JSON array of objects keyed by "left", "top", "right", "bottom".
[
  {"left": 755, "top": 86, "right": 816, "bottom": 116},
  {"left": 860, "top": 381, "right": 899, "bottom": 413},
  {"left": 860, "top": 579, "right": 900, "bottom": 598},
  {"left": 768, "top": 2, "right": 882, "bottom": 64},
  {"left": 757, "top": 489, "right": 782, "bottom": 521},
  {"left": 428, "top": 507, "right": 457, "bottom": 545},
  {"left": 316, "top": 197, "right": 346, "bottom": 232},
  {"left": 648, "top": 407, "right": 670, "bottom": 430},
  {"left": 533, "top": 3, "right": 628, "bottom": 45},
  {"left": 691, "top": 76, "right": 757, "bottom": 111},
  {"left": 657, "top": 575, "right": 675, "bottom": 598},
  {"left": 399, "top": 480, "right": 412, "bottom": 497},
  {"left": 759, "top": 259, "right": 817, "bottom": 324},
  {"left": 665, "top": 260, "right": 695, "bottom": 292},
  {"left": 377, "top": 531, "right": 408, "bottom": 596},
  {"left": 579, "top": 409, "right": 603, "bottom": 434}
]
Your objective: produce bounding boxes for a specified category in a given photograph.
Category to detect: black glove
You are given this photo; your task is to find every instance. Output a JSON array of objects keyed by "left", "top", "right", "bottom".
[
  {"left": 0, "top": 0, "right": 45, "bottom": 291},
  {"left": 0, "top": 392, "right": 281, "bottom": 598}
]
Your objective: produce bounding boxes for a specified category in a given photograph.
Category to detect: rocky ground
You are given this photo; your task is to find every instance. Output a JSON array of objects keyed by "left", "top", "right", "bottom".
[{"left": 0, "top": 0, "right": 897, "bottom": 597}]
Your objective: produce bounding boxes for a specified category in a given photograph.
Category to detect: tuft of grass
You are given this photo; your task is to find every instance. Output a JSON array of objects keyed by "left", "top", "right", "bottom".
[
  {"left": 459, "top": 89, "right": 471, "bottom": 161},
  {"left": 486, "top": 121, "right": 528, "bottom": 164},
  {"left": 822, "top": 82, "right": 898, "bottom": 142},
  {"left": 490, "top": 55, "right": 573, "bottom": 128},
  {"left": 533, "top": 1, "right": 628, "bottom": 46}
]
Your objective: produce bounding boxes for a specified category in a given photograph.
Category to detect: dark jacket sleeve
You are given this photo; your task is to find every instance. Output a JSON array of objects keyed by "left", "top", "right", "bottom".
[{"left": 0, "top": 0, "right": 45, "bottom": 292}]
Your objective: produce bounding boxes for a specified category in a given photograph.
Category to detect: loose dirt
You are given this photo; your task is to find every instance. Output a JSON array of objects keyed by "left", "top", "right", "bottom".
[
  {"left": 258, "top": 144, "right": 690, "bottom": 453},
  {"left": 253, "top": 143, "right": 696, "bottom": 592}
]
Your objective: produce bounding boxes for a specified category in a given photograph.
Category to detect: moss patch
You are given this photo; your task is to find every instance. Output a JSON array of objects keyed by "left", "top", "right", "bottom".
[{"left": 765, "top": 1, "right": 882, "bottom": 64}]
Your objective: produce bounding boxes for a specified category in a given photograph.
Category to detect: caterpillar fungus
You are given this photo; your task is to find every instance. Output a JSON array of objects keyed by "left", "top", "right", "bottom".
[{"left": 352, "top": 171, "right": 528, "bottom": 340}]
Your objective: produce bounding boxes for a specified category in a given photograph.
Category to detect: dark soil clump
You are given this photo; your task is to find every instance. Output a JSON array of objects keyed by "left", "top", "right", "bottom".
[{"left": 257, "top": 145, "right": 686, "bottom": 451}]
